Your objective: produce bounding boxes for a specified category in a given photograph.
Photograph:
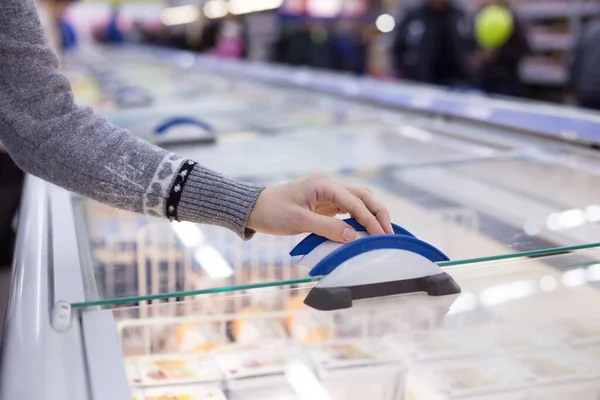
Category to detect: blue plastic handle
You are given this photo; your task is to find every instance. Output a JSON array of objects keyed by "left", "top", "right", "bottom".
[
  {"left": 308, "top": 235, "right": 449, "bottom": 277},
  {"left": 154, "top": 117, "right": 215, "bottom": 136},
  {"left": 289, "top": 218, "right": 415, "bottom": 257}
]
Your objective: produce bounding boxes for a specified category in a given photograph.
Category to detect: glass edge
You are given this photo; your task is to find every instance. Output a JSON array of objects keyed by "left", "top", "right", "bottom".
[
  {"left": 72, "top": 196, "right": 103, "bottom": 303},
  {"left": 438, "top": 242, "right": 600, "bottom": 267},
  {"left": 71, "top": 242, "right": 600, "bottom": 309},
  {"left": 71, "top": 277, "right": 320, "bottom": 309}
]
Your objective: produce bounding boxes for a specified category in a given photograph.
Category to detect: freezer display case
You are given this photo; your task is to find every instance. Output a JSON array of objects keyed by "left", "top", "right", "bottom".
[
  {"left": 5, "top": 178, "right": 600, "bottom": 400},
  {"left": 4, "top": 46, "right": 600, "bottom": 400}
]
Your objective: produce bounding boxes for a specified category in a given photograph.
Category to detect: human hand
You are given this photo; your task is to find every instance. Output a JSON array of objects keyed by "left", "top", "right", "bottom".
[{"left": 247, "top": 174, "right": 394, "bottom": 243}]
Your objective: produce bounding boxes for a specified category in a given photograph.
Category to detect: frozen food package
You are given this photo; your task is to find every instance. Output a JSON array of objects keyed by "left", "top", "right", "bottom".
[
  {"left": 320, "top": 364, "right": 404, "bottom": 400},
  {"left": 528, "top": 380, "right": 600, "bottom": 400},
  {"left": 227, "top": 384, "right": 300, "bottom": 400},
  {"left": 125, "top": 357, "right": 143, "bottom": 386},
  {"left": 512, "top": 350, "right": 600, "bottom": 384},
  {"left": 307, "top": 339, "right": 403, "bottom": 400},
  {"left": 136, "top": 354, "right": 222, "bottom": 386},
  {"left": 404, "top": 346, "right": 600, "bottom": 400},
  {"left": 445, "top": 324, "right": 559, "bottom": 357},
  {"left": 385, "top": 328, "right": 487, "bottom": 364},
  {"left": 143, "top": 385, "right": 227, "bottom": 400},
  {"left": 571, "top": 344, "right": 600, "bottom": 365},
  {"left": 175, "top": 322, "right": 225, "bottom": 353},
  {"left": 403, "top": 358, "right": 531, "bottom": 400},
  {"left": 308, "top": 339, "right": 398, "bottom": 370},
  {"left": 284, "top": 295, "right": 333, "bottom": 343},
  {"left": 230, "top": 307, "right": 288, "bottom": 344},
  {"left": 132, "top": 390, "right": 144, "bottom": 400},
  {"left": 214, "top": 341, "right": 298, "bottom": 381},
  {"left": 479, "top": 325, "right": 554, "bottom": 353},
  {"left": 550, "top": 318, "right": 600, "bottom": 346}
]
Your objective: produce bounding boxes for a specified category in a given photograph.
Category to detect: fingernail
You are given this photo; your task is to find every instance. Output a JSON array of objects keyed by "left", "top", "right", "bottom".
[
  {"left": 389, "top": 224, "right": 394, "bottom": 234},
  {"left": 342, "top": 228, "right": 357, "bottom": 242}
]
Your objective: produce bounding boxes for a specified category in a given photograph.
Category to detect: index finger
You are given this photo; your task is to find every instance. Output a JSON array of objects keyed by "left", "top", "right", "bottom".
[
  {"left": 344, "top": 185, "right": 393, "bottom": 234},
  {"left": 317, "top": 182, "right": 385, "bottom": 236}
]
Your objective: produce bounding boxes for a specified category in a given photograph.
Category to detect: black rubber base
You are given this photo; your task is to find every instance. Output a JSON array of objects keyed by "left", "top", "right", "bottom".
[{"left": 304, "top": 272, "right": 461, "bottom": 311}]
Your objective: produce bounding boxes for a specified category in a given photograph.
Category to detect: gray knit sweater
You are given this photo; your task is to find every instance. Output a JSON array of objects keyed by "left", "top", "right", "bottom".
[{"left": 0, "top": 0, "right": 263, "bottom": 238}]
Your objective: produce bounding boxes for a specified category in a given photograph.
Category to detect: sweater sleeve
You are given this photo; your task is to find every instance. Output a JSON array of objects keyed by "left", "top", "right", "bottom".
[{"left": 0, "top": 0, "right": 264, "bottom": 238}]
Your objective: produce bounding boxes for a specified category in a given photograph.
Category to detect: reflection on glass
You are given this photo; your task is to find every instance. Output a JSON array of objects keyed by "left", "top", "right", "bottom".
[
  {"left": 79, "top": 151, "right": 600, "bottom": 306},
  {"left": 375, "top": 156, "right": 600, "bottom": 258}
]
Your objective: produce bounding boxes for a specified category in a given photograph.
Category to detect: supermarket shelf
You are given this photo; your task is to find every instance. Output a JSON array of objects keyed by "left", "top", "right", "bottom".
[
  {"left": 517, "top": 1, "right": 600, "bottom": 20},
  {"left": 520, "top": 62, "right": 568, "bottom": 86},
  {"left": 529, "top": 32, "right": 573, "bottom": 52},
  {"left": 514, "top": 1, "right": 588, "bottom": 90}
]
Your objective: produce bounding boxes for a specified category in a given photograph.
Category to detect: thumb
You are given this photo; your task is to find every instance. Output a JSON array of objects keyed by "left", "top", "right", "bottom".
[{"left": 300, "top": 211, "right": 358, "bottom": 243}]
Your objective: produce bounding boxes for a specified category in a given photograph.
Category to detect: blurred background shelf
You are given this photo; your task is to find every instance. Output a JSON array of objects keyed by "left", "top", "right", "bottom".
[
  {"left": 516, "top": 1, "right": 600, "bottom": 20},
  {"left": 520, "top": 58, "right": 567, "bottom": 86},
  {"left": 528, "top": 32, "right": 572, "bottom": 51}
]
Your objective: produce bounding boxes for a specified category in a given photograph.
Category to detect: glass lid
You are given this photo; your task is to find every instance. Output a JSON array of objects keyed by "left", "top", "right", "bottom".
[{"left": 74, "top": 147, "right": 600, "bottom": 308}]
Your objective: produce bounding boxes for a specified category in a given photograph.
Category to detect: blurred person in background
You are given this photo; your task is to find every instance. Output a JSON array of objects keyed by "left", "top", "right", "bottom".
[
  {"left": 93, "top": 4, "right": 125, "bottom": 44},
  {"left": 308, "top": 21, "right": 330, "bottom": 68},
  {"left": 286, "top": 20, "right": 316, "bottom": 66},
  {"left": 391, "top": 0, "right": 472, "bottom": 86},
  {"left": 127, "top": 20, "right": 149, "bottom": 44},
  {"left": 40, "top": 0, "right": 77, "bottom": 51},
  {"left": 328, "top": 20, "right": 369, "bottom": 76},
  {"left": 103, "top": 4, "right": 125, "bottom": 44},
  {"left": 352, "top": 20, "right": 377, "bottom": 75},
  {"left": 184, "top": 6, "right": 208, "bottom": 51},
  {"left": 272, "top": 21, "right": 295, "bottom": 64},
  {"left": 38, "top": 0, "right": 61, "bottom": 50},
  {"left": 209, "top": 14, "right": 248, "bottom": 59},
  {"left": 471, "top": 0, "right": 529, "bottom": 96},
  {"left": 569, "top": 16, "right": 600, "bottom": 110},
  {"left": 329, "top": 20, "right": 357, "bottom": 74},
  {"left": 38, "top": 0, "right": 77, "bottom": 52},
  {"left": 362, "top": 23, "right": 382, "bottom": 77},
  {"left": 197, "top": 18, "right": 220, "bottom": 51}
]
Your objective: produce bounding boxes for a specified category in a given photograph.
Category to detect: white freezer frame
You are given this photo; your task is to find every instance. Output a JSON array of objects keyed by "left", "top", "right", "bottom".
[{"left": 0, "top": 177, "right": 131, "bottom": 400}]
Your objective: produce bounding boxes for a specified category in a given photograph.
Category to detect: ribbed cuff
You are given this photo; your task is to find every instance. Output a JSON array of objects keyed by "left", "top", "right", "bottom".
[{"left": 176, "top": 164, "right": 265, "bottom": 240}]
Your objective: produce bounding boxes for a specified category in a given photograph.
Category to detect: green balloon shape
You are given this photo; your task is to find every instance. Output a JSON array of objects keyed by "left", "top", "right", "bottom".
[{"left": 475, "top": 5, "right": 514, "bottom": 50}]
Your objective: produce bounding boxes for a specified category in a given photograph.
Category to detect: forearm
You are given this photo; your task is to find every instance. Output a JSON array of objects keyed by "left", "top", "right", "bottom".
[{"left": 0, "top": 0, "right": 263, "bottom": 238}]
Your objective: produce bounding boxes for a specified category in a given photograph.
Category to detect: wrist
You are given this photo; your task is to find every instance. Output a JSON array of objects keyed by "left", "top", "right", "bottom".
[
  {"left": 246, "top": 187, "right": 270, "bottom": 233},
  {"left": 174, "top": 163, "right": 265, "bottom": 239}
]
